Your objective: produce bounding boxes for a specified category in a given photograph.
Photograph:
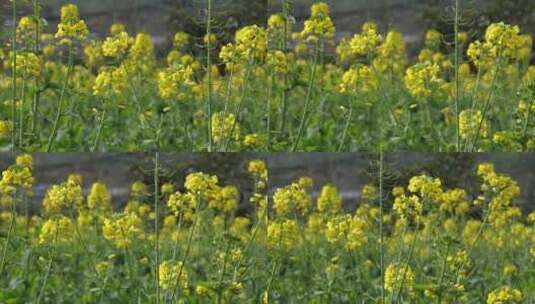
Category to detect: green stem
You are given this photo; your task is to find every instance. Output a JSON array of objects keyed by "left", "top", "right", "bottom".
[
  {"left": 46, "top": 44, "right": 74, "bottom": 152},
  {"left": 11, "top": 0, "right": 17, "bottom": 151},
  {"left": 35, "top": 254, "right": 54, "bottom": 304},
  {"left": 470, "top": 57, "right": 503, "bottom": 152},
  {"left": 35, "top": 230, "right": 58, "bottom": 304},
  {"left": 454, "top": 0, "right": 460, "bottom": 152},
  {"left": 222, "top": 64, "right": 253, "bottom": 152},
  {"left": 170, "top": 204, "right": 199, "bottom": 301},
  {"left": 92, "top": 107, "right": 106, "bottom": 152},
  {"left": 154, "top": 152, "right": 160, "bottom": 304},
  {"left": 436, "top": 241, "right": 451, "bottom": 304},
  {"left": 292, "top": 44, "right": 320, "bottom": 152},
  {"left": 19, "top": 74, "right": 26, "bottom": 149},
  {"left": 206, "top": 0, "right": 213, "bottom": 152},
  {"left": 0, "top": 199, "right": 16, "bottom": 277},
  {"left": 31, "top": 0, "right": 41, "bottom": 141},
  {"left": 267, "top": 74, "right": 274, "bottom": 149},
  {"left": 378, "top": 152, "right": 385, "bottom": 304},
  {"left": 279, "top": 0, "right": 290, "bottom": 134},
  {"left": 337, "top": 100, "right": 354, "bottom": 152}
]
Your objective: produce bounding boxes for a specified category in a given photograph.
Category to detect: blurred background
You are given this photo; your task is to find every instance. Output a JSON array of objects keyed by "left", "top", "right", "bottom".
[
  {"left": 1, "top": 0, "right": 533, "bottom": 57},
  {"left": 1, "top": 153, "right": 535, "bottom": 214},
  {"left": 270, "top": 153, "right": 535, "bottom": 213},
  {"left": 0, "top": 153, "right": 265, "bottom": 214}
]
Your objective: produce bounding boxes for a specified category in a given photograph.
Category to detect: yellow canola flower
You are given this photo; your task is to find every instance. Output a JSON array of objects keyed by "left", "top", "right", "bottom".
[
  {"left": 407, "top": 175, "right": 443, "bottom": 201},
  {"left": 87, "top": 181, "right": 111, "bottom": 212},
  {"left": 459, "top": 110, "right": 487, "bottom": 140},
  {"left": 384, "top": 263, "right": 415, "bottom": 294},
  {"left": 404, "top": 62, "right": 442, "bottom": 98},
  {"left": 157, "top": 64, "right": 195, "bottom": 100},
  {"left": 373, "top": 30, "right": 407, "bottom": 74},
  {"left": 0, "top": 154, "right": 34, "bottom": 197},
  {"left": 211, "top": 112, "right": 240, "bottom": 144},
  {"left": 184, "top": 172, "right": 219, "bottom": 195},
  {"left": 93, "top": 66, "right": 128, "bottom": 97},
  {"left": 109, "top": 23, "right": 126, "bottom": 36},
  {"left": 273, "top": 182, "right": 311, "bottom": 216},
  {"left": 302, "top": 2, "right": 335, "bottom": 41},
  {"left": 392, "top": 188, "right": 422, "bottom": 221},
  {"left": 339, "top": 65, "right": 378, "bottom": 94},
  {"left": 102, "top": 31, "right": 132, "bottom": 59},
  {"left": 173, "top": 32, "right": 191, "bottom": 51},
  {"left": 159, "top": 260, "right": 189, "bottom": 291},
  {"left": 234, "top": 25, "right": 268, "bottom": 62},
  {"left": 102, "top": 213, "right": 144, "bottom": 248},
  {"left": 0, "top": 121, "right": 13, "bottom": 138},
  {"left": 39, "top": 216, "right": 75, "bottom": 245},
  {"left": 42, "top": 175, "right": 83, "bottom": 214},
  {"left": 4, "top": 52, "right": 42, "bottom": 78},
  {"left": 324, "top": 214, "right": 368, "bottom": 250},
  {"left": 424, "top": 29, "right": 442, "bottom": 50},
  {"left": 349, "top": 22, "right": 382, "bottom": 57},
  {"left": 486, "top": 286, "right": 522, "bottom": 304},
  {"left": 267, "top": 219, "right": 300, "bottom": 249},
  {"left": 317, "top": 184, "right": 342, "bottom": 214},
  {"left": 267, "top": 50, "right": 288, "bottom": 74},
  {"left": 55, "top": 4, "right": 89, "bottom": 44},
  {"left": 248, "top": 159, "right": 268, "bottom": 192}
]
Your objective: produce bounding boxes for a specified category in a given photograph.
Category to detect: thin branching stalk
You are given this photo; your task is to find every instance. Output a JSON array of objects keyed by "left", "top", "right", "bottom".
[
  {"left": 454, "top": 0, "right": 461, "bottom": 152},
  {"left": 46, "top": 44, "right": 74, "bottom": 152},
  {"left": 436, "top": 241, "right": 451, "bottom": 304},
  {"left": 92, "top": 106, "right": 107, "bottom": 152},
  {"left": 154, "top": 152, "right": 161, "bottom": 304},
  {"left": 522, "top": 96, "right": 535, "bottom": 139},
  {"left": 378, "top": 152, "right": 385, "bottom": 304},
  {"left": 216, "top": 238, "right": 231, "bottom": 304},
  {"left": 222, "top": 63, "right": 253, "bottom": 152},
  {"left": 31, "top": 0, "right": 42, "bottom": 141},
  {"left": 170, "top": 197, "right": 201, "bottom": 301},
  {"left": 206, "top": 0, "right": 213, "bottom": 152},
  {"left": 11, "top": 0, "right": 17, "bottom": 151},
  {"left": 452, "top": 209, "right": 490, "bottom": 284},
  {"left": 35, "top": 230, "right": 58, "bottom": 304},
  {"left": 232, "top": 205, "right": 267, "bottom": 282},
  {"left": 393, "top": 221, "right": 420, "bottom": 303},
  {"left": 338, "top": 99, "right": 354, "bottom": 152},
  {"left": 292, "top": 43, "right": 320, "bottom": 152},
  {"left": 19, "top": 72, "right": 26, "bottom": 149},
  {"left": 0, "top": 199, "right": 17, "bottom": 276},
  {"left": 470, "top": 58, "right": 503, "bottom": 152},
  {"left": 279, "top": 0, "right": 290, "bottom": 134},
  {"left": 267, "top": 74, "right": 274, "bottom": 149}
]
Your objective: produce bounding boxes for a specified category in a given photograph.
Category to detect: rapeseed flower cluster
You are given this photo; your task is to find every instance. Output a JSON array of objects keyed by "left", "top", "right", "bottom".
[
  {"left": 159, "top": 260, "right": 189, "bottom": 291},
  {"left": 486, "top": 286, "right": 523, "bottom": 304},
  {"left": 0, "top": 154, "right": 34, "bottom": 197},
  {"left": 0, "top": 156, "right": 533, "bottom": 302},
  {"left": 300, "top": 2, "right": 335, "bottom": 42},
  {"left": 1, "top": 3, "right": 535, "bottom": 152},
  {"left": 211, "top": 112, "right": 240, "bottom": 144},
  {"left": 102, "top": 212, "right": 144, "bottom": 248},
  {"left": 38, "top": 215, "right": 75, "bottom": 245},
  {"left": 55, "top": 4, "right": 89, "bottom": 44},
  {"left": 272, "top": 181, "right": 311, "bottom": 216},
  {"left": 42, "top": 175, "right": 83, "bottom": 214}
]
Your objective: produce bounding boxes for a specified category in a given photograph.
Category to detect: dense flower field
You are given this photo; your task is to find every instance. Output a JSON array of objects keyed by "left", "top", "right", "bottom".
[
  {"left": 0, "top": 154, "right": 534, "bottom": 303},
  {"left": 0, "top": 2, "right": 534, "bottom": 152}
]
